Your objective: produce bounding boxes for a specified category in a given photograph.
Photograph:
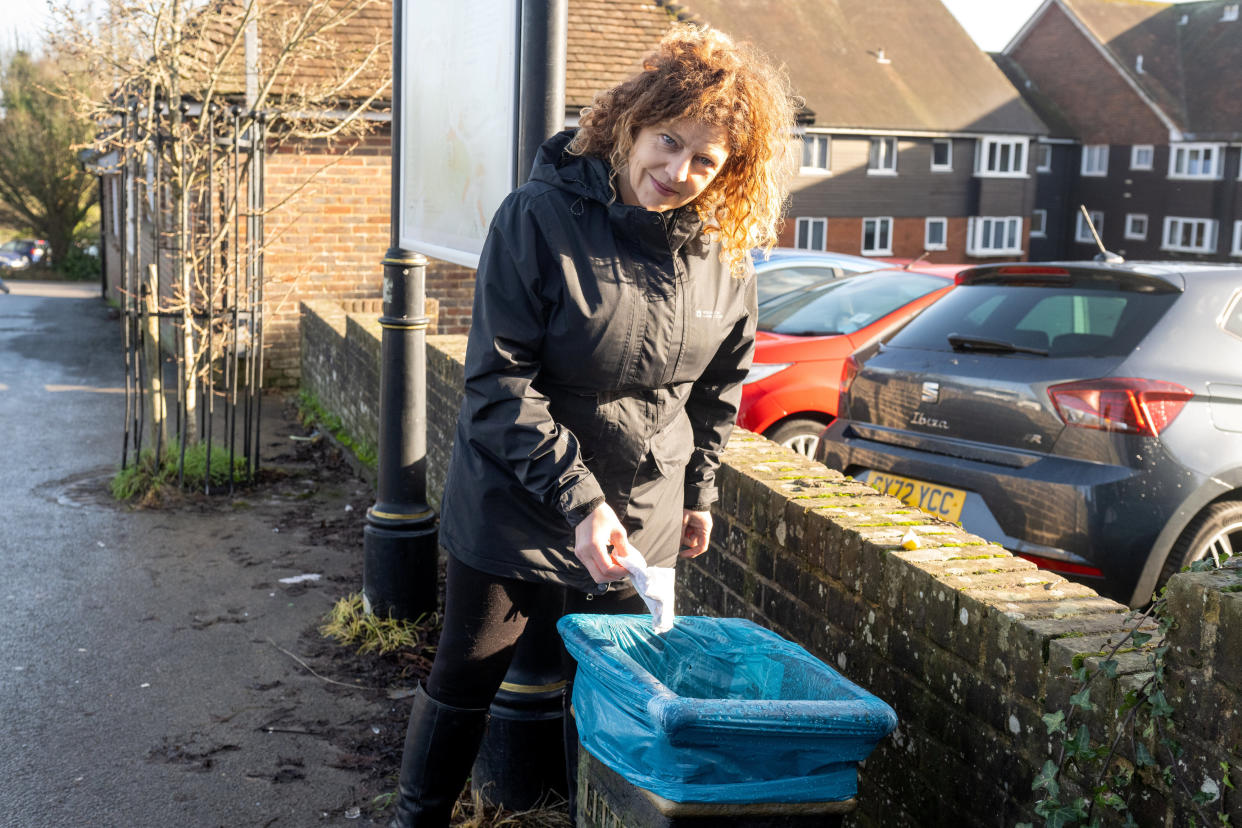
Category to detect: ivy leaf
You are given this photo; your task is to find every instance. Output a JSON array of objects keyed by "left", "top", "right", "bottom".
[
  {"left": 1033, "top": 759, "right": 1061, "bottom": 795},
  {"left": 1043, "top": 799, "right": 1089, "bottom": 828},
  {"left": 1100, "top": 658, "right": 1119, "bottom": 678},
  {"left": 1066, "top": 724, "right": 1095, "bottom": 761},
  {"left": 1043, "top": 710, "right": 1067, "bottom": 735},
  {"left": 1148, "top": 689, "right": 1174, "bottom": 717},
  {"left": 1131, "top": 630, "right": 1152, "bottom": 647},
  {"left": 1135, "top": 742, "right": 1156, "bottom": 767},
  {"left": 1070, "top": 686, "right": 1095, "bottom": 711},
  {"left": 1096, "top": 789, "right": 1126, "bottom": 812}
]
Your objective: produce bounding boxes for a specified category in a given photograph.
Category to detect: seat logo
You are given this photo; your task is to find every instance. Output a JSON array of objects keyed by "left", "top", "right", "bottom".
[{"left": 921, "top": 381, "right": 940, "bottom": 403}]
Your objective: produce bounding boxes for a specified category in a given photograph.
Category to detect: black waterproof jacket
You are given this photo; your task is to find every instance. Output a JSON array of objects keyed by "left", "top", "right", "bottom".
[{"left": 438, "top": 130, "right": 756, "bottom": 594}]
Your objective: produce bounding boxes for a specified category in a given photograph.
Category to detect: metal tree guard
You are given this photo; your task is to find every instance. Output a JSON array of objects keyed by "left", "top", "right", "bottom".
[{"left": 115, "top": 101, "right": 268, "bottom": 492}]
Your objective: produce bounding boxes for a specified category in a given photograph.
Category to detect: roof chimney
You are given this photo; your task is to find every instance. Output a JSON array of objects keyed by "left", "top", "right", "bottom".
[
  {"left": 1135, "top": 54, "right": 1144, "bottom": 73},
  {"left": 875, "top": 48, "right": 891, "bottom": 64}
]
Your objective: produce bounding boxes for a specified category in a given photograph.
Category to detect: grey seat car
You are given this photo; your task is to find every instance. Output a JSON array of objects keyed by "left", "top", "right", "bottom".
[{"left": 815, "top": 261, "right": 1242, "bottom": 607}]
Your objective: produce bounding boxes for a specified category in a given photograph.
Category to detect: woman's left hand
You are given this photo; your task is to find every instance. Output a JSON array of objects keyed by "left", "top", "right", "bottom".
[{"left": 680, "top": 509, "right": 713, "bottom": 558}]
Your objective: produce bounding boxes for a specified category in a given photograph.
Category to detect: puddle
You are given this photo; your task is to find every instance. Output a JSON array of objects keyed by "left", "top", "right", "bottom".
[{"left": 33, "top": 467, "right": 118, "bottom": 509}]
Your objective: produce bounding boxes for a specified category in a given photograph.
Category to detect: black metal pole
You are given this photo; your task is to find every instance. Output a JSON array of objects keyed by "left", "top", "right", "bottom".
[
  {"left": 516, "top": 0, "right": 567, "bottom": 186},
  {"left": 362, "top": 0, "right": 438, "bottom": 620},
  {"left": 470, "top": 0, "right": 570, "bottom": 811}
]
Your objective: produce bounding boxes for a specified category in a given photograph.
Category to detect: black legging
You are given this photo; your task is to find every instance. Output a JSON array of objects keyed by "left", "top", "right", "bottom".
[{"left": 426, "top": 555, "right": 648, "bottom": 709}]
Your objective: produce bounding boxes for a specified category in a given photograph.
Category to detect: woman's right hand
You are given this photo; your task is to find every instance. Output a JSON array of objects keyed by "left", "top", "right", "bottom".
[{"left": 573, "top": 502, "right": 631, "bottom": 584}]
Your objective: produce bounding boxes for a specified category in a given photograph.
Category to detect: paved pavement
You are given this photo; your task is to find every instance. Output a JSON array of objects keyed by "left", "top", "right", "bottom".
[{"left": 0, "top": 281, "right": 400, "bottom": 827}]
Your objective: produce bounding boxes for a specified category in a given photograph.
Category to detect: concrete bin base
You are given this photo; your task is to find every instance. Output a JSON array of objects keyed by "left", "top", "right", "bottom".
[{"left": 576, "top": 746, "right": 857, "bottom": 828}]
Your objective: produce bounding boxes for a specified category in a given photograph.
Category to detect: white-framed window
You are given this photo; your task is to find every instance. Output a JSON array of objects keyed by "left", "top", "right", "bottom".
[
  {"left": 1168, "top": 143, "right": 1224, "bottom": 179},
  {"left": 1130, "top": 145, "right": 1154, "bottom": 170},
  {"left": 1031, "top": 209, "right": 1047, "bottom": 238},
  {"left": 974, "top": 136, "right": 1028, "bottom": 177},
  {"left": 966, "top": 216, "right": 1023, "bottom": 256},
  {"left": 1124, "top": 214, "right": 1148, "bottom": 240},
  {"left": 924, "top": 217, "right": 947, "bottom": 250},
  {"left": 1232, "top": 220, "right": 1242, "bottom": 256},
  {"left": 795, "top": 217, "right": 828, "bottom": 251},
  {"left": 861, "top": 217, "right": 893, "bottom": 255},
  {"left": 868, "top": 137, "right": 897, "bottom": 174},
  {"left": 1076, "top": 210, "right": 1104, "bottom": 243},
  {"left": 1081, "top": 144, "right": 1109, "bottom": 176},
  {"left": 1035, "top": 143, "right": 1052, "bottom": 173},
  {"left": 931, "top": 139, "right": 952, "bottom": 172},
  {"left": 1162, "top": 216, "right": 1218, "bottom": 253},
  {"left": 1224, "top": 3, "right": 1239, "bottom": 21},
  {"left": 800, "top": 133, "right": 830, "bottom": 174}
]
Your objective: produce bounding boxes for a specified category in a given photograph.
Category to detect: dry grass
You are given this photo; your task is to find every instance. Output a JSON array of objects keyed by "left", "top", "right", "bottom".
[
  {"left": 320, "top": 592, "right": 438, "bottom": 655},
  {"left": 453, "top": 788, "right": 572, "bottom": 827}
]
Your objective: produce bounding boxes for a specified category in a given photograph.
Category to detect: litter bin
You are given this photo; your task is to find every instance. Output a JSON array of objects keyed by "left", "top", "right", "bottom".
[{"left": 557, "top": 614, "right": 897, "bottom": 827}]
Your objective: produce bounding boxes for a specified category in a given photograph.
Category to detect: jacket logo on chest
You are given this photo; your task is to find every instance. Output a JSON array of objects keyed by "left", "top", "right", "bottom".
[{"left": 695, "top": 309, "right": 723, "bottom": 320}]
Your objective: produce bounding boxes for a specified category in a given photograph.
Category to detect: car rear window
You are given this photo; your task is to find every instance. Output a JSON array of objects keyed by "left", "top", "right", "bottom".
[
  {"left": 757, "top": 271, "right": 946, "bottom": 336},
  {"left": 757, "top": 265, "right": 843, "bottom": 305},
  {"left": 887, "top": 284, "right": 1178, "bottom": 356}
]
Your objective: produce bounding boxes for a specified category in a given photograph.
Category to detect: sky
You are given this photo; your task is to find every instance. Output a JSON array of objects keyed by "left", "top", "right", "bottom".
[
  {"left": 0, "top": 0, "right": 1213, "bottom": 56},
  {"left": 0, "top": 0, "right": 1053, "bottom": 55},
  {"left": 940, "top": 0, "right": 1046, "bottom": 52}
]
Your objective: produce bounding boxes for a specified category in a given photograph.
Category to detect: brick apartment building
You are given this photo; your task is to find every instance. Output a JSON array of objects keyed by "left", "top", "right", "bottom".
[{"left": 1001, "top": 0, "right": 1242, "bottom": 262}]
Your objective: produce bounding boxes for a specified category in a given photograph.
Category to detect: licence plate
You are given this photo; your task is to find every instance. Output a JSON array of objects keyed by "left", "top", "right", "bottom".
[{"left": 863, "top": 470, "right": 967, "bottom": 523}]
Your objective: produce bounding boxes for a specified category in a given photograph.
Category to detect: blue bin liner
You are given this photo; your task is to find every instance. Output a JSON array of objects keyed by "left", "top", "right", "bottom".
[{"left": 558, "top": 614, "right": 898, "bottom": 804}]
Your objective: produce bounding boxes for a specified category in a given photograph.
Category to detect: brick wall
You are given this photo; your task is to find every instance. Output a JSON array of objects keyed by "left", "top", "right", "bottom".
[
  {"left": 299, "top": 304, "right": 1242, "bottom": 825},
  {"left": 263, "top": 132, "right": 392, "bottom": 387},
  {"left": 425, "top": 260, "right": 476, "bottom": 336},
  {"left": 298, "top": 297, "right": 438, "bottom": 463}
]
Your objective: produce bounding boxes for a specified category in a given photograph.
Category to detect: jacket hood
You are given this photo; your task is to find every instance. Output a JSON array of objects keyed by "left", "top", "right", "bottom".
[
  {"left": 530, "top": 129, "right": 706, "bottom": 255},
  {"left": 530, "top": 129, "right": 613, "bottom": 202}
]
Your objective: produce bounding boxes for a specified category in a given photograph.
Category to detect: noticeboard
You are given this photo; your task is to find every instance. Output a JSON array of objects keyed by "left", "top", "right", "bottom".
[{"left": 398, "top": 2, "right": 520, "bottom": 269}]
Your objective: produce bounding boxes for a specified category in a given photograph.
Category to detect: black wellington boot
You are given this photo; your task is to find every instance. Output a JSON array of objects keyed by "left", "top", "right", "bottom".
[{"left": 389, "top": 685, "right": 490, "bottom": 828}]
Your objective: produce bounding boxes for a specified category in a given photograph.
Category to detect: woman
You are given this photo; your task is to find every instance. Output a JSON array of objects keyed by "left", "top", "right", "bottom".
[{"left": 390, "top": 23, "right": 796, "bottom": 827}]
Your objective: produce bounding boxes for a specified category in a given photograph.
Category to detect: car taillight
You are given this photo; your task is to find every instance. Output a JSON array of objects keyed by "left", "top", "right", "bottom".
[
  {"left": 840, "top": 355, "right": 862, "bottom": 395},
  {"left": 1048, "top": 378, "right": 1193, "bottom": 437}
]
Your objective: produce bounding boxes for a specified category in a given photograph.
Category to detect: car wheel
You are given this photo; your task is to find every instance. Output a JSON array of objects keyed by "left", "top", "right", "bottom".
[
  {"left": 1160, "top": 500, "right": 1242, "bottom": 585},
  {"left": 766, "top": 418, "right": 829, "bottom": 458}
]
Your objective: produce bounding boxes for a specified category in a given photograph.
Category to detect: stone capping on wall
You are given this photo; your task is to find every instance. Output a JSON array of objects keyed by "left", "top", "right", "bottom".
[{"left": 298, "top": 302, "right": 1242, "bottom": 825}]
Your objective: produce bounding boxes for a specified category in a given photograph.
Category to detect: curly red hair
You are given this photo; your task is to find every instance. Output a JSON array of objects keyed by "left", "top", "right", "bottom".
[{"left": 568, "top": 23, "right": 798, "bottom": 277}]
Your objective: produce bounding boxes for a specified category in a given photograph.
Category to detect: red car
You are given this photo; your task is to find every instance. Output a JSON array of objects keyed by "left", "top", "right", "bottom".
[{"left": 738, "top": 265, "right": 960, "bottom": 455}]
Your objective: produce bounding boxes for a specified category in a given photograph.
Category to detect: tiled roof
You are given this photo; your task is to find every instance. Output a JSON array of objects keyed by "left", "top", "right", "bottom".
[
  {"left": 1034, "top": 0, "right": 1242, "bottom": 140},
  {"left": 566, "top": 1, "right": 677, "bottom": 111},
  {"left": 677, "top": 0, "right": 1046, "bottom": 135},
  {"left": 184, "top": 0, "right": 391, "bottom": 104}
]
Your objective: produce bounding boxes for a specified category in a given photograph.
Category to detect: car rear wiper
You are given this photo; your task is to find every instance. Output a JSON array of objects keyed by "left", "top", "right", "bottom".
[{"left": 947, "top": 333, "right": 1049, "bottom": 356}]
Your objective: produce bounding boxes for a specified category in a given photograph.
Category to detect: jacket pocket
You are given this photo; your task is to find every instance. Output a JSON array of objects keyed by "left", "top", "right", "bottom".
[{"left": 648, "top": 413, "right": 693, "bottom": 479}]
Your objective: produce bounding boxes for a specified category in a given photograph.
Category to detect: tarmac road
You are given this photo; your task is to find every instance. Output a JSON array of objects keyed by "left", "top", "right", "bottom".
[{"left": 0, "top": 281, "right": 399, "bottom": 827}]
